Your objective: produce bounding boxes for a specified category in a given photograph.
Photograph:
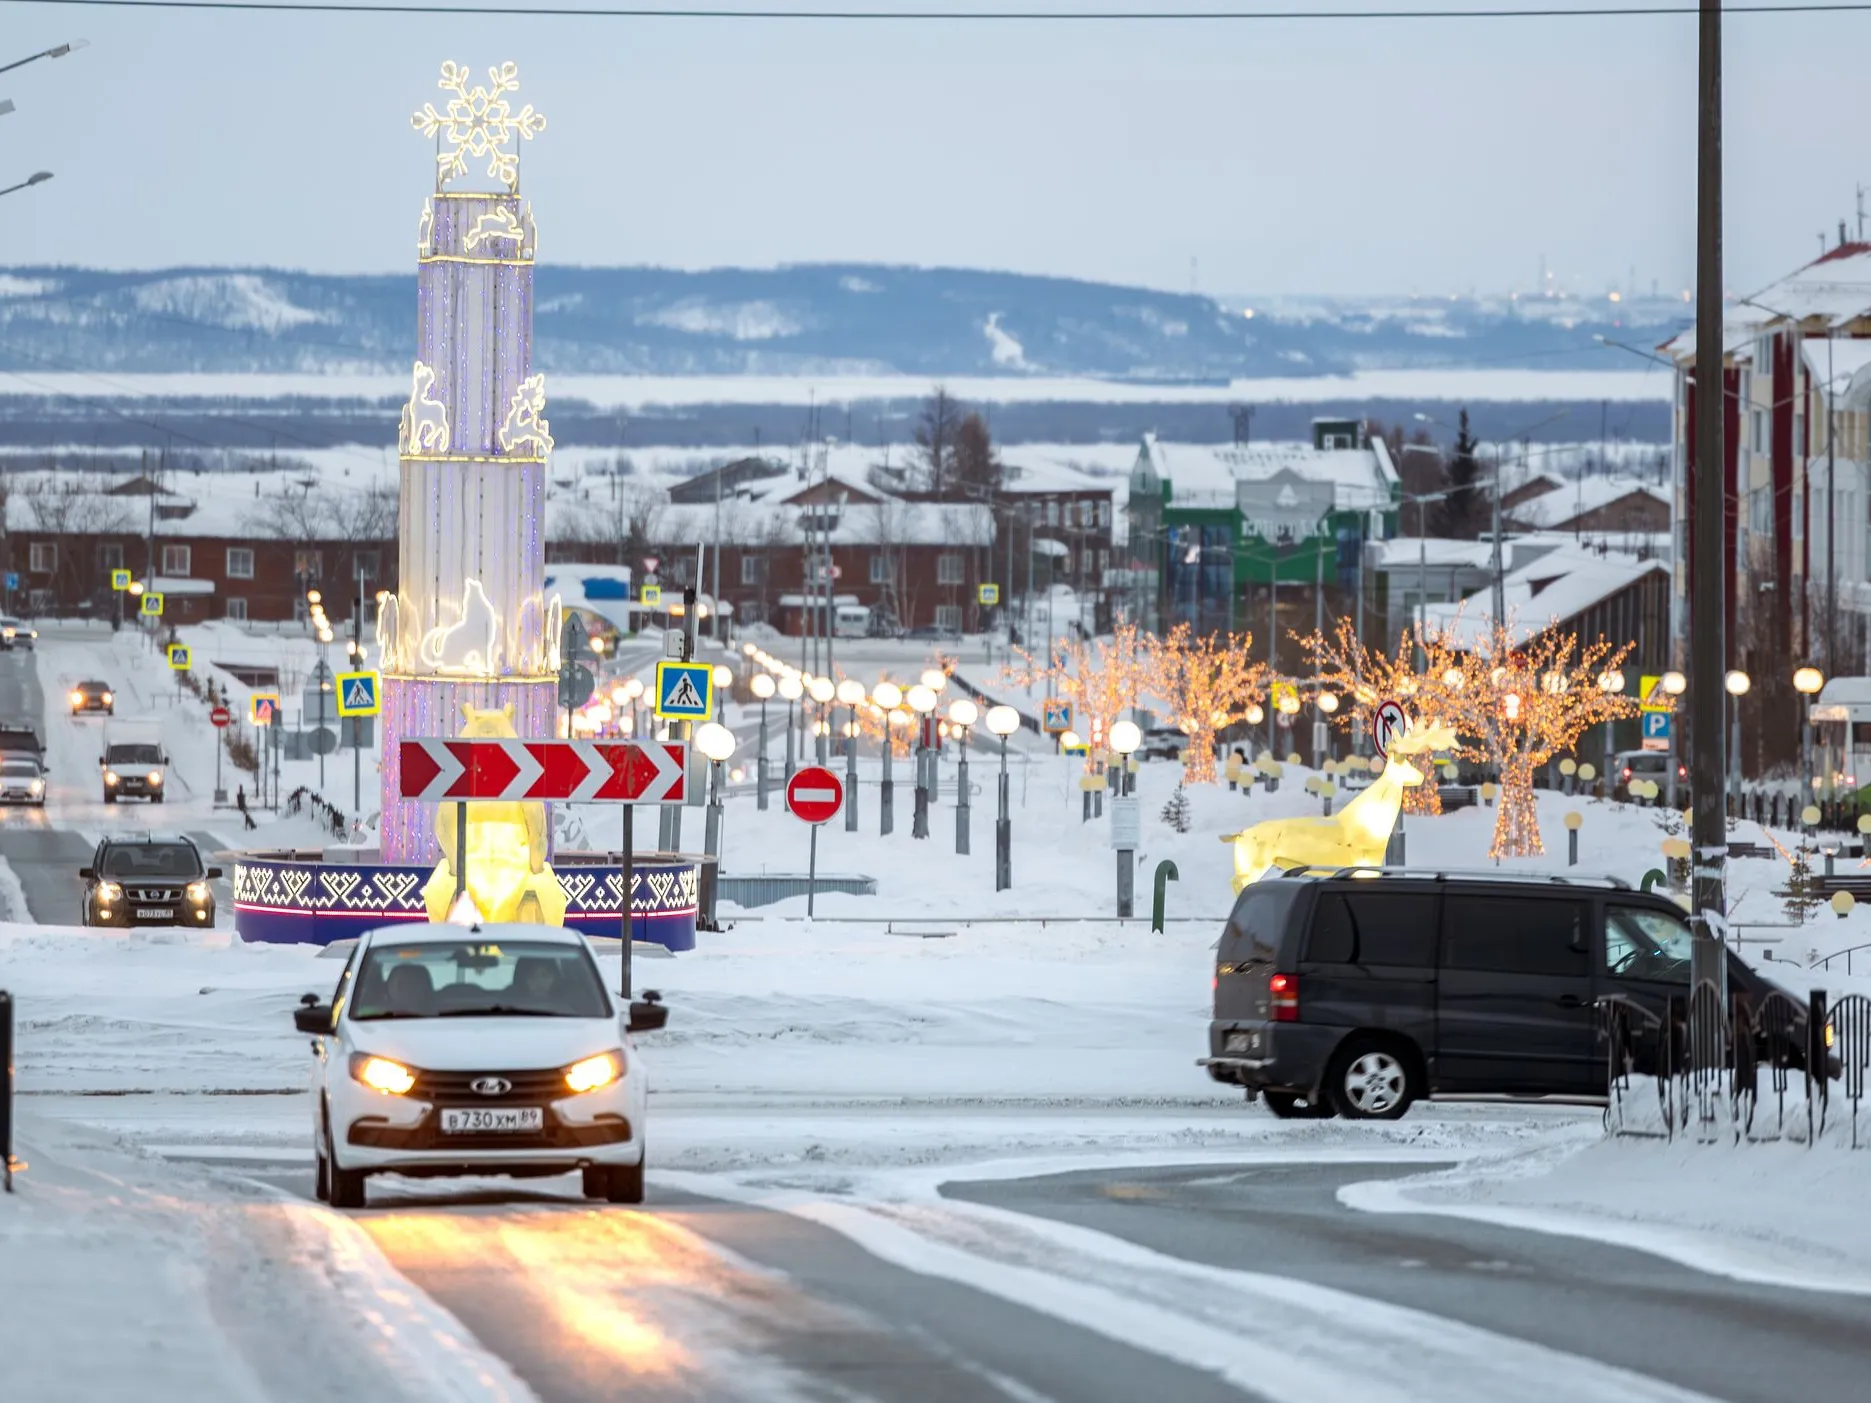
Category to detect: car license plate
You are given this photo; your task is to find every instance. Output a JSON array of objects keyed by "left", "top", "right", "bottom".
[
  {"left": 441, "top": 1107, "right": 543, "bottom": 1134},
  {"left": 139, "top": 908, "right": 174, "bottom": 919}
]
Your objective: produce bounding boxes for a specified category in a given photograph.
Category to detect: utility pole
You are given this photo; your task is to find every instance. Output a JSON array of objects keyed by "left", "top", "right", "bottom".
[
  {"left": 1490, "top": 450, "right": 1506, "bottom": 631},
  {"left": 1688, "top": 0, "right": 1729, "bottom": 1021}
]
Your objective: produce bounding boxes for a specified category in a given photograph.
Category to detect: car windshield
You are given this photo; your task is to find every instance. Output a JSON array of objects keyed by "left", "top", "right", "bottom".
[
  {"left": 1606, "top": 905, "right": 1694, "bottom": 982},
  {"left": 349, "top": 940, "right": 611, "bottom": 1020},
  {"left": 1, "top": 759, "right": 38, "bottom": 775},
  {"left": 80, "top": 682, "right": 109, "bottom": 692},
  {"left": 101, "top": 843, "right": 202, "bottom": 879},
  {"left": 108, "top": 745, "right": 162, "bottom": 765}
]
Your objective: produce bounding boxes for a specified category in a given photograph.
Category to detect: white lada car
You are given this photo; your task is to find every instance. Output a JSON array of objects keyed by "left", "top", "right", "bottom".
[{"left": 292, "top": 923, "right": 667, "bottom": 1209}]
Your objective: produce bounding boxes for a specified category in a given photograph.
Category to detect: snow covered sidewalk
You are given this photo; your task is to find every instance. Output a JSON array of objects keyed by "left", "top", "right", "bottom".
[{"left": 1, "top": 1113, "right": 535, "bottom": 1403}]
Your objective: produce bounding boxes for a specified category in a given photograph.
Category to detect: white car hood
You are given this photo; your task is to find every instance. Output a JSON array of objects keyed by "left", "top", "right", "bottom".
[{"left": 348, "top": 1015, "right": 624, "bottom": 1071}]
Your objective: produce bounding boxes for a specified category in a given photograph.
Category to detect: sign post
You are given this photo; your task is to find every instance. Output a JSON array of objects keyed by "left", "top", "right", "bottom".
[
  {"left": 1372, "top": 698, "right": 1409, "bottom": 866},
  {"left": 785, "top": 765, "right": 844, "bottom": 919},
  {"left": 210, "top": 703, "right": 231, "bottom": 803}
]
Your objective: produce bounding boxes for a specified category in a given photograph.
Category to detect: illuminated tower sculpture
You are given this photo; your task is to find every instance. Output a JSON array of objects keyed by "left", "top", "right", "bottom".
[{"left": 378, "top": 61, "right": 560, "bottom": 863}]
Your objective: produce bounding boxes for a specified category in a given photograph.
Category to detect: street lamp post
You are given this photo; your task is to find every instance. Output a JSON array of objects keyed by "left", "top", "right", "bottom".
[
  {"left": 694, "top": 721, "right": 736, "bottom": 931},
  {"left": 874, "top": 681, "right": 902, "bottom": 834},
  {"left": 920, "top": 670, "right": 949, "bottom": 812},
  {"left": 907, "top": 684, "right": 937, "bottom": 839},
  {"left": 1109, "top": 720, "right": 1142, "bottom": 917},
  {"left": 0, "top": 40, "right": 87, "bottom": 77},
  {"left": 837, "top": 678, "right": 865, "bottom": 832},
  {"left": 1597, "top": 668, "right": 1626, "bottom": 781},
  {"left": 778, "top": 674, "right": 802, "bottom": 783},
  {"left": 1725, "top": 670, "right": 1751, "bottom": 805},
  {"left": 949, "top": 698, "right": 978, "bottom": 855},
  {"left": 986, "top": 705, "right": 1019, "bottom": 890},
  {"left": 808, "top": 675, "right": 835, "bottom": 765},
  {"left": 0, "top": 170, "right": 52, "bottom": 201},
  {"left": 750, "top": 673, "right": 775, "bottom": 810},
  {"left": 1795, "top": 664, "right": 1826, "bottom": 804},
  {"left": 1315, "top": 689, "right": 1339, "bottom": 768},
  {"left": 1662, "top": 669, "right": 1688, "bottom": 807}
]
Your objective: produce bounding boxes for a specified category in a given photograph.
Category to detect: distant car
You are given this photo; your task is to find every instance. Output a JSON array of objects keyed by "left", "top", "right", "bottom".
[
  {"left": 1613, "top": 749, "right": 1685, "bottom": 801},
  {"left": 0, "top": 616, "right": 33, "bottom": 650},
  {"left": 79, "top": 834, "right": 219, "bottom": 928},
  {"left": 71, "top": 680, "right": 114, "bottom": 715},
  {"left": 0, "top": 754, "right": 45, "bottom": 805},
  {"left": 292, "top": 923, "right": 669, "bottom": 1209},
  {"left": 905, "top": 625, "right": 960, "bottom": 642},
  {"left": 1140, "top": 728, "right": 1188, "bottom": 761}
]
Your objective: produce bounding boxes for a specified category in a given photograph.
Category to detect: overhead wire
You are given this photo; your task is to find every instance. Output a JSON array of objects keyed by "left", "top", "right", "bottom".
[{"left": 1, "top": 0, "right": 1869, "bottom": 17}]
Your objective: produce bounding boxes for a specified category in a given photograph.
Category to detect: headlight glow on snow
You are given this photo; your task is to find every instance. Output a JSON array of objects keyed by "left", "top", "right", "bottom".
[
  {"left": 564, "top": 1051, "right": 622, "bottom": 1094},
  {"left": 352, "top": 1054, "right": 417, "bottom": 1095}
]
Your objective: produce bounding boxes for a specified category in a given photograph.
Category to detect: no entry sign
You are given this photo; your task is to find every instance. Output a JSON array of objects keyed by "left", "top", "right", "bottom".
[
  {"left": 786, "top": 766, "right": 843, "bottom": 825},
  {"left": 399, "top": 738, "right": 688, "bottom": 803},
  {"left": 1371, "top": 699, "right": 1409, "bottom": 759},
  {"left": 209, "top": 705, "right": 232, "bottom": 729}
]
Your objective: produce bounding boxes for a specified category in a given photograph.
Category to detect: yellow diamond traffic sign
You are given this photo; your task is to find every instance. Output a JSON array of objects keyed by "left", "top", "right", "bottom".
[
  {"left": 140, "top": 592, "right": 164, "bottom": 617},
  {"left": 335, "top": 671, "right": 382, "bottom": 718},
  {"left": 642, "top": 584, "right": 663, "bottom": 608},
  {"left": 111, "top": 569, "right": 132, "bottom": 591},
  {"left": 166, "top": 643, "right": 190, "bottom": 671}
]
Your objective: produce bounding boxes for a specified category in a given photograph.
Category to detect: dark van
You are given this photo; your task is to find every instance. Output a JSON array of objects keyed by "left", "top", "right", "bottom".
[{"left": 1200, "top": 867, "right": 1793, "bottom": 1119}]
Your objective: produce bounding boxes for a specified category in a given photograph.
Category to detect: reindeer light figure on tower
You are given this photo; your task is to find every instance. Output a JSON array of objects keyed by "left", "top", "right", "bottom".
[{"left": 1221, "top": 717, "right": 1457, "bottom": 892}]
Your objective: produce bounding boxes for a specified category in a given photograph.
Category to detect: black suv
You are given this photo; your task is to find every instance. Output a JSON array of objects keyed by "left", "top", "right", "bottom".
[
  {"left": 80, "top": 836, "right": 221, "bottom": 928},
  {"left": 1201, "top": 868, "right": 1793, "bottom": 1119},
  {"left": 71, "top": 680, "right": 114, "bottom": 715}
]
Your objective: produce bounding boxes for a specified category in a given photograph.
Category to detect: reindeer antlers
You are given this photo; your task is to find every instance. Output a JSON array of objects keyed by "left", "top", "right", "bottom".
[{"left": 1388, "top": 716, "right": 1458, "bottom": 755}]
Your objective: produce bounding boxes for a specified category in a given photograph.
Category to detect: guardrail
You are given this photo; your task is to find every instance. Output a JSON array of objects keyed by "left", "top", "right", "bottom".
[{"left": 2, "top": 989, "right": 14, "bottom": 1191}]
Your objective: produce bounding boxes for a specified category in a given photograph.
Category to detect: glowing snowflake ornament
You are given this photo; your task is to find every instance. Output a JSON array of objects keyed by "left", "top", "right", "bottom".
[{"left": 411, "top": 61, "right": 545, "bottom": 192}]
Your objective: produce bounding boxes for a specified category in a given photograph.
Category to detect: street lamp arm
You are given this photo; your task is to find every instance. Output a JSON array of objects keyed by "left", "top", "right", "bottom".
[
  {"left": 0, "top": 40, "right": 87, "bottom": 76},
  {"left": 0, "top": 172, "right": 51, "bottom": 199}
]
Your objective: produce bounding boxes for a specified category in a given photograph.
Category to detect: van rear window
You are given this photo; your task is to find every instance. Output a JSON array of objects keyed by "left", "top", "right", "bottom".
[
  {"left": 1305, "top": 888, "right": 1438, "bottom": 967},
  {"left": 1221, "top": 883, "right": 1303, "bottom": 965}
]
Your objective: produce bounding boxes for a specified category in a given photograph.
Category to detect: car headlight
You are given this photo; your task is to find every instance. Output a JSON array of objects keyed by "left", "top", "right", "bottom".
[
  {"left": 564, "top": 1050, "right": 623, "bottom": 1094},
  {"left": 97, "top": 881, "right": 123, "bottom": 903},
  {"left": 186, "top": 881, "right": 209, "bottom": 903},
  {"left": 148, "top": 771, "right": 163, "bottom": 785},
  {"left": 70, "top": 691, "right": 83, "bottom": 707},
  {"left": 102, "top": 693, "right": 113, "bottom": 704},
  {"left": 104, "top": 771, "right": 118, "bottom": 785},
  {"left": 350, "top": 1054, "right": 416, "bottom": 1095},
  {"left": 28, "top": 779, "right": 41, "bottom": 795}
]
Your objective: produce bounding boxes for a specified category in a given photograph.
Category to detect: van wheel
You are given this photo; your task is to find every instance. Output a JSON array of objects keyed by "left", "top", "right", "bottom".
[
  {"left": 1328, "top": 1037, "right": 1418, "bottom": 1120},
  {"left": 1262, "top": 1091, "right": 1335, "bottom": 1119}
]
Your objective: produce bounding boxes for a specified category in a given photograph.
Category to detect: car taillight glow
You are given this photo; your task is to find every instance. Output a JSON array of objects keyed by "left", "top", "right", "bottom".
[{"left": 1268, "top": 972, "right": 1299, "bottom": 1022}]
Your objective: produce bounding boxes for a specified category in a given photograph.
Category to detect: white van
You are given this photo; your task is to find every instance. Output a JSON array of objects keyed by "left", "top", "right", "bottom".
[{"left": 834, "top": 604, "right": 871, "bottom": 639}]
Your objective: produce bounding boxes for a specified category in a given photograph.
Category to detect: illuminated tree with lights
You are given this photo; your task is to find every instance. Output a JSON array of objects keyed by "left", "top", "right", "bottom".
[
  {"left": 1300, "top": 619, "right": 1455, "bottom": 816},
  {"left": 1144, "top": 624, "right": 1269, "bottom": 783},
  {"left": 1431, "top": 622, "right": 1640, "bottom": 858},
  {"left": 1003, "top": 623, "right": 1151, "bottom": 767}
]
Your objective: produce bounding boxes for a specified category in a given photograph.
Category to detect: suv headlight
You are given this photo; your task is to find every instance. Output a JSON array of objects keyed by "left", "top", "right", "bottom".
[
  {"left": 96, "top": 881, "right": 123, "bottom": 903},
  {"left": 350, "top": 1054, "right": 416, "bottom": 1095},
  {"left": 27, "top": 779, "right": 41, "bottom": 795},
  {"left": 186, "top": 881, "right": 210, "bottom": 903},
  {"left": 70, "top": 690, "right": 84, "bottom": 707},
  {"left": 564, "top": 1050, "right": 623, "bottom": 1094}
]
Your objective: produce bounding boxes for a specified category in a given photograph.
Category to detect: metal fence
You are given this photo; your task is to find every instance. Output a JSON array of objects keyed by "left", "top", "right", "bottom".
[{"left": 1599, "top": 984, "right": 1869, "bottom": 1147}]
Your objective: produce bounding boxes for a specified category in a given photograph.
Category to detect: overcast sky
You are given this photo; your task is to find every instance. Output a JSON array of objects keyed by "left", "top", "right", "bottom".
[{"left": 0, "top": 0, "right": 1865, "bottom": 297}]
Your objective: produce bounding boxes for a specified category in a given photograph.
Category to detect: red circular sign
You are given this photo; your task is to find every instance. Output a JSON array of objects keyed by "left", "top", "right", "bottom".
[
  {"left": 1371, "top": 699, "right": 1407, "bottom": 758},
  {"left": 209, "top": 705, "right": 233, "bottom": 729},
  {"left": 785, "top": 766, "right": 844, "bottom": 825}
]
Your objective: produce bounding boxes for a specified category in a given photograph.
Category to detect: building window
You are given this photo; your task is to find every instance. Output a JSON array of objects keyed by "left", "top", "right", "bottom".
[
  {"left": 96, "top": 542, "right": 124, "bottom": 571},
  {"left": 869, "top": 554, "right": 894, "bottom": 584},
  {"left": 740, "top": 554, "right": 762, "bottom": 585},
  {"left": 27, "top": 543, "right": 54, "bottom": 574},
  {"left": 351, "top": 550, "right": 381, "bottom": 580},
  {"left": 1045, "top": 501, "right": 1060, "bottom": 526},
  {"left": 225, "top": 597, "right": 248, "bottom": 622},
  {"left": 1748, "top": 484, "right": 1772, "bottom": 537},
  {"left": 1096, "top": 500, "right": 1110, "bottom": 529},
  {"left": 937, "top": 554, "right": 965, "bottom": 585},
  {"left": 160, "top": 544, "right": 191, "bottom": 576},
  {"left": 226, "top": 547, "right": 254, "bottom": 580},
  {"left": 1750, "top": 409, "right": 1767, "bottom": 456},
  {"left": 294, "top": 549, "right": 323, "bottom": 581},
  {"left": 935, "top": 604, "right": 962, "bottom": 632}
]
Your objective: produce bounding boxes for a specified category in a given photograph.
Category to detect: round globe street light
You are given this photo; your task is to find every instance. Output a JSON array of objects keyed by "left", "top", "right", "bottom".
[
  {"left": 1725, "top": 670, "right": 1751, "bottom": 696},
  {"left": 1795, "top": 663, "right": 1827, "bottom": 804},
  {"left": 837, "top": 678, "right": 867, "bottom": 831},
  {"left": 1662, "top": 670, "right": 1688, "bottom": 696},
  {"left": 1723, "top": 670, "right": 1751, "bottom": 804},
  {"left": 808, "top": 675, "right": 836, "bottom": 764},
  {"left": 907, "top": 685, "right": 938, "bottom": 839},
  {"left": 873, "top": 681, "right": 904, "bottom": 835},
  {"left": 694, "top": 722, "right": 737, "bottom": 930},
  {"left": 921, "top": 668, "right": 948, "bottom": 694},
  {"left": 948, "top": 699, "right": 980, "bottom": 856},
  {"left": 778, "top": 674, "right": 804, "bottom": 783},
  {"left": 985, "top": 704, "right": 1021, "bottom": 890},
  {"left": 1107, "top": 720, "right": 1143, "bottom": 918},
  {"left": 749, "top": 673, "right": 776, "bottom": 809}
]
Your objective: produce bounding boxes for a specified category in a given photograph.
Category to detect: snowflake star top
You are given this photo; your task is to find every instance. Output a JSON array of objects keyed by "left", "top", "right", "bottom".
[{"left": 411, "top": 61, "right": 546, "bottom": 193}]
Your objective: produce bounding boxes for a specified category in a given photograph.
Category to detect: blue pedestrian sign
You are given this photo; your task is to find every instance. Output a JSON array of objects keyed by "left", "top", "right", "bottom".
[
  {"left": 654, "top": 660, "right": 713, "bottom": 720},
  {"left": 1641, "top": 710, "right": 1672, "bottom": 751},
  {"left": 1042, "top": 699, "right": 1072, "bottom": 733},
  {"left": 335, "top": 670, "right": 382, "bottom": 718},
  {"left": 3, "top": 573, "right": 17, "bottom": 591}
]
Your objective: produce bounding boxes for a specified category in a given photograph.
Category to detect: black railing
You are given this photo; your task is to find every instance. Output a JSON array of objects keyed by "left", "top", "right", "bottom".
[{"left": 284, "top": 786, "right": 350, "bottom": 840}]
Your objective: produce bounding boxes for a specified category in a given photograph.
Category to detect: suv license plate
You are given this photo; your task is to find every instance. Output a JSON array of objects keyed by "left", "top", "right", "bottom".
[
  {"left": 138, "top": 908, "right": 174, "bottom": 919},
  {"left": 441, "top": 1107, "right": 543, "bottom": 1134}
]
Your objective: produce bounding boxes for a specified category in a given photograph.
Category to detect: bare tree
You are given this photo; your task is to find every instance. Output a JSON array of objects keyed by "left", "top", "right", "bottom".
[
  {"left": 15, "top": 478, "right": 137, "bottom": 603},
  {"left": 913, "top": 386, "right": 964, "bottom": 495}
]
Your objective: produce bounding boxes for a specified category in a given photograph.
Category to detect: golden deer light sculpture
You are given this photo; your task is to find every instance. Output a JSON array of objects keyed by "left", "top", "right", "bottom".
[{"left": 1221, "top": 719, "right": 1457, "bottom": 892}]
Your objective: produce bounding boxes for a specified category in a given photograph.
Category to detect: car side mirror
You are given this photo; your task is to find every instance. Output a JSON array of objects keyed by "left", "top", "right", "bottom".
[
  {"left": 78, "top": 867, "right": 94, "bottom": 880},
  {"left": 207, "top": 866, "right": 223, "bottom": 879},
  {"left": 627, "top": 990, "right": 668, "bottom": 1034},
  {"left": 293, "top": 1000, "right": 334, "bottom": 1035}
]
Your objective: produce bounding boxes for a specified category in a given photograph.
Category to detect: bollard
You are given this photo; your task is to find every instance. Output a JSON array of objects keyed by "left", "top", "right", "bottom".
[
  {"left": 1151, "top": 859, "right": 1179, "bottom": 934},
  {"left": 1564, "top": 810, "right": 1583, "bottom": 866}
]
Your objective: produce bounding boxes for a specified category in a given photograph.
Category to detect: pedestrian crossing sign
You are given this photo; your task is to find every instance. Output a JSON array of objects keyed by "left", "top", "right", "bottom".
[
  {"left": 250, "top": 692, "right": 281, "bottom": 726},
  {"left": 335, "top": 670, "right": 382, "bottom": 718},
  {"left": 641, "top": 584, "right": 663, "bottom": 608},
  {"left": 978, "top": 582, "right": 1000, "bottom": 607},
  {"left": 140, "top": 592, "right": 164, "bottom": 617},
  {"left": 1042, "top": 699, "right": 1072, "bottom": 733},
  {"left": 166, "top": 643, "right": 190, "bottom": 671},
  {"left": 654, "top": 660, "right": 712, "bottom": 720},
  {"left": 111, "top": 569, "right": 132, "bottom": 591}
]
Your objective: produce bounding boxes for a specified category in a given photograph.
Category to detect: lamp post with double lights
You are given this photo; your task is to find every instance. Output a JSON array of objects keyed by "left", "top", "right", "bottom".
[
  {"left": 750, "top": 673, "right": 775, "bottom": 809},
  {"left": 809, "top": 675, "right": 835, "bottom": 764},
  {"left": 907, "top": 683, "right": 938, "bottom": 839},
  {"left": 694, "top": 721, "right": 736, "bottom": 931},
  {"left": 1795, "top": 664, "right": 1826, "bottom": 802},
  {"left": 949, "top": 698, "right": 978, "bottom": 855},
  {"left": 1109, "top": 719, "right": 1142, "bottom": 917},
  {"left": 986, "top": 704, "right": 1019, "bottom": 889},
  {"left": 778, "top": 674, "right": 802, "bottom": 783},
  {"left": 920, "top": 669, "right": 949, "bottom": 811},
  {"left": 874, "top": 681, "right": 902, "bottom": 834},
  {"left": 837, "top": 677, "right": 865, "bottom": 830}
]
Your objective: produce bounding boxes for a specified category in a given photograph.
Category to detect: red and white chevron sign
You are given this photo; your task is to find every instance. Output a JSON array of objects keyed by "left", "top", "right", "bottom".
[{"left": 398, "top": 739, "right": 688, "bottom": 803}]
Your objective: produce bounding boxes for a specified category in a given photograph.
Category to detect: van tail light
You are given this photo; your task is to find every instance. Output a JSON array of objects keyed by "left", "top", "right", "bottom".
[
  {"left": 1268, "top": 972, "right": 1299, "bottom": 1022},
  {"left": 1621, "top": 766, "right": 1632, "bottom": 781}
]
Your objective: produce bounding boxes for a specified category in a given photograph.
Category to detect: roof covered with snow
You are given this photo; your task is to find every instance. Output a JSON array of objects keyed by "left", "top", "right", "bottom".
[
  {"left": 1506, "top": 476, "right": 1670, "bottom": 529},
  {"left": 1420, "top": 542, "right": 1667, "bottom": 649}
]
